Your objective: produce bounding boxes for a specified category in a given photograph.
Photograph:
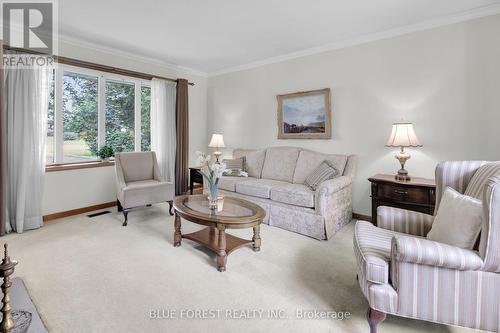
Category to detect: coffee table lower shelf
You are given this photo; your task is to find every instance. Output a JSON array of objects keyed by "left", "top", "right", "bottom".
[{"left": 183, "top": 227, "right": 253, "bottom": 255}]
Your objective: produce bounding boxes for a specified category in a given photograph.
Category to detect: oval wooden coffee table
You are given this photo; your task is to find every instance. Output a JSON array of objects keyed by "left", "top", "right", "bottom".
[{"left": 173, "top": 195, "right": 265, "bottom": 272}]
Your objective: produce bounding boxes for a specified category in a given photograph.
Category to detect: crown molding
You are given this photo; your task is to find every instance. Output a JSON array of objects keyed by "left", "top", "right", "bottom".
[
  {"left": 57, "top": 34, "right": 208, "bottom": 78},
  {"left": 208, "top": 3, "right": 500, "bottom": 77}
]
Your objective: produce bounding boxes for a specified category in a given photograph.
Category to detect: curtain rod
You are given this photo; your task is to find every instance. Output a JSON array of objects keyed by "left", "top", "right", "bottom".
[{"left": 2, "top": 45, "right": 195, "bottom": 86}]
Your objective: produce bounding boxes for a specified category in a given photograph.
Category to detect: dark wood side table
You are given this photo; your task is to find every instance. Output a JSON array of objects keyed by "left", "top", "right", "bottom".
[
  {"left": 369, "top": 174, "right": 436, "bottom": 225},
  {"left": 189, "top": 167, "right": 203, "bottom": 195}
]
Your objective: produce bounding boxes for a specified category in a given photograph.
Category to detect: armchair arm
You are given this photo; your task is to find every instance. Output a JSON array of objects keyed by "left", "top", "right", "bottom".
[
  {"left": 391, "top": 236, "right": 483, "bottom": 271},
  {"left": 377, "top": 206, "right": 434, "bottom": 236},
  {"left": 315, "top": 176, "right": 352, "bottom": 214},
  {"left": 115, "top": 155, "right": 126, "bottom": 192}
]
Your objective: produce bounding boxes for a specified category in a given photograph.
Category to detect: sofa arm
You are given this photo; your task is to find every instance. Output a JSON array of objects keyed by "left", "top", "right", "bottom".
[
  {"left": 377, "top": 206, "right": 434, "bottom": 237},
  {"left": 316, "top": 176, "right": 352, "bottom": 214},
  {"left": 391, "top": 236, "right": 483, "bottom": 271}
]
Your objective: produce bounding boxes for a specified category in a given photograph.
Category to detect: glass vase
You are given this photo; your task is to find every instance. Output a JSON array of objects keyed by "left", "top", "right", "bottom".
[{"left": 208, "top": 185, "right": 218, "bottom": 210}]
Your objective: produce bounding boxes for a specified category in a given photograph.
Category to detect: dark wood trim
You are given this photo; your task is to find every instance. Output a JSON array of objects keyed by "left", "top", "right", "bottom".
[
  {"left": 43, "top": 201, "right": 117, "bottom": 221},
  {"left": 3, "top": 45, "right": 195, "bottom": 86},
  {"left": 45, "top": 160, "right": 114, "bottom": 172},
  {"left": 353, "top": 212, "right": 372, "bottom": 222}
]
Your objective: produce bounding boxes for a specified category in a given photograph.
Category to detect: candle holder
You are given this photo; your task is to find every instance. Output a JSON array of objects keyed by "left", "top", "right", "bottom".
[{"left": 0, "top": 244, "right": 17, "bottom": 333}]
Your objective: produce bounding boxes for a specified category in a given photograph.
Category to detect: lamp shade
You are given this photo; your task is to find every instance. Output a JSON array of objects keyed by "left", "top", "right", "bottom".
[
  {"left": 208, "top": 134, "right": 225, "bottom": 148},
  {"left": 386, "top": 123, "right": 422, "bottom": 147}
]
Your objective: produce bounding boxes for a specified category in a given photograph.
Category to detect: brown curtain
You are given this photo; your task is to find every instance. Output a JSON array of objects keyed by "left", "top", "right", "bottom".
[
  {"left": 175, "top": 79, "right": 189, "bottom": 195},
  {"left": 0, "top": 41, "right": 6, "bottom": 236}
]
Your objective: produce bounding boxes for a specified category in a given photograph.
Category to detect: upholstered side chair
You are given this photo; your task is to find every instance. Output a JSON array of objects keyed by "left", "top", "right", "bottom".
[
  {"left": 115, "top": 152, "right": 174, "bottom": 226},
  {"left": 354, "top": 161, "right": 500, "bottom": 333}
]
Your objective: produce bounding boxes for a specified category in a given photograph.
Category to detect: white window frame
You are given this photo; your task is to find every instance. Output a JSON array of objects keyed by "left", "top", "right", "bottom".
[{"left": 50, "top": 65, "right": 151, "bottom": 165}]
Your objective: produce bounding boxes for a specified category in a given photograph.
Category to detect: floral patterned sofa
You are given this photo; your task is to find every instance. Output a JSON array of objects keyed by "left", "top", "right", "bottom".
[{"left": 216, "top": 147, "right": 357, "bottom": 240}]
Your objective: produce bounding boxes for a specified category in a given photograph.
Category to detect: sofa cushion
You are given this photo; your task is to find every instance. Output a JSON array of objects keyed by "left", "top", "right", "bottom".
[
  {"left": 270, "top": 184, "right": 315, "bottom": 208},
  {"left": 217, "top": 176, "right": 255, "bottom": 192},
  {"left": 222, "top": 157, "right": 246, "bottom": 176},
  {"left": 236, "top": 179, "right": 289, "bottom": 199},
  {"left": 304, "top": 160, "right": 339, "bottom": 191},
  {"left": 293, "top": 150, "right": 348, "bottom": 184},
  {"left": 233, "top": 149, "right": 266, "bottom": 178},
  {"left": 354, "top": 221, "right": 405, "bottom": 285},
  {"left": 261, "top": 147, "right": 300, "bottom": 182}
]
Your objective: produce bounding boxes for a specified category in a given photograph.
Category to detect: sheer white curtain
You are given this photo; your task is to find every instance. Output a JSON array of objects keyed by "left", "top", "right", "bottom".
[
  {"left": 150, "top": 79, "right": 177, "bottom": 183},
  {"left": 4, "top": 54, "right": 50, "bottom": 233}
]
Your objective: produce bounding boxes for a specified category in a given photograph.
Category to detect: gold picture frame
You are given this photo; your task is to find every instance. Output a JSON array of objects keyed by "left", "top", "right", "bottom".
[{"left": 277, "top": 88, "right": 331, "bottom": 139}]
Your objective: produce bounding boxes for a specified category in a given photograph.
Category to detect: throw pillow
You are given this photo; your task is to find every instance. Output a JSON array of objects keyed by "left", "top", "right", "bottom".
[
  {"left": 427, "top": 187, "right": 483, "bottom": 249},
  {"left": 303, "top": 160, "right": 339, "bottom": 191},
  {"left": 464, "top": 162, "right": 500, "bottom": 200},
  {"left": 222, "top": 157, "right": 246, "bottom": 176}
]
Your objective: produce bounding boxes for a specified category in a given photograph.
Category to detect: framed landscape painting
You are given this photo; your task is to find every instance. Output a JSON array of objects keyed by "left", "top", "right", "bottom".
[{"left": 277, "top": 88, "right": 331, "bottom": 139}]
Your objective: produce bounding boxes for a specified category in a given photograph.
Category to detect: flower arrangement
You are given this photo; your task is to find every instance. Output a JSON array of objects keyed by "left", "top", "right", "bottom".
[{"left": 196, "top": 151, "right": 230, "bottom": 209}]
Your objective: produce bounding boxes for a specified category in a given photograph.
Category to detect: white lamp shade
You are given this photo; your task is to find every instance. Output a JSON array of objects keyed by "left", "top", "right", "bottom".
[
  {"left": 386, "top": 123, "right": 422, "bottom": 147},
  {"left": 208, "top": 134, "right": 225, "bottom": 148}
]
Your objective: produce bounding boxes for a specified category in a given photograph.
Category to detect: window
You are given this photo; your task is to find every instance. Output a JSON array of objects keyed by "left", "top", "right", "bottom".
[
  {"left": 63, "top": 71, "right": 99, "bottom": 162},
  {"left": 46, "top": 70, "right": 55, "bottom": 164},
  {"left": 141, "top": 86, "right": 151, "bottom": 151},
  {"left": 105, "top": 80, "right": 135, "bottom": 153},
  {"left": 45, "top": 66, "right": 151, "bottom": 165}
]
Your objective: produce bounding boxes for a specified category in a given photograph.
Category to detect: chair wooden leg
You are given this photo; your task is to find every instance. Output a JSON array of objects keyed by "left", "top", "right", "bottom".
[
  {"left": 122, "top": 210, "right": 129, "bottom": 226},
  {"left": 168, "top": 200, "right": 174, "bottom": 216},
  {"left": 117, "top": 200, "right": 123, "bottom": 212},
  {"left": 367, "top": 308, "right": 386, "bottom": 333}
]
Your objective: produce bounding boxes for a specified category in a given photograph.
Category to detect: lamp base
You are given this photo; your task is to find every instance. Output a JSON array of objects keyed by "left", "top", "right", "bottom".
[
  {"left": 213, "top": 151, "right": 222, "bottom": 163},
  {"left": 395, "top": 169, "right": 411, "bottom": 182},
  {"left": 394, "top": 147, "right": 411, "bottom": 182}
]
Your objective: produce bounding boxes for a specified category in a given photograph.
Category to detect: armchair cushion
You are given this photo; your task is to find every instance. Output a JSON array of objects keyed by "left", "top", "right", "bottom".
[
  {"left": 392, "top": 236, "right": 483, "bottom": 271},
  {"left": 377, "top": 206, "right": 434, "bottom": 237},
  {"left": 427, "top": 187, "right": 483, "bottom": 249},
  {"left": 119, "top": 180, "right": 174, "bottom": 209},
  {"left": 118, "top": 152, "right": 155, "bottom": 182}
]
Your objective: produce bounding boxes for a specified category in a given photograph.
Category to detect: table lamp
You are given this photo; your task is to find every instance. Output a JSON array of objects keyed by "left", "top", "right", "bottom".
[
  {"left": 386, "top": 123, "right": 422, "bottom": 181},
  {"left": 208, "top": 134, "right": 225, "bottom": 163}
]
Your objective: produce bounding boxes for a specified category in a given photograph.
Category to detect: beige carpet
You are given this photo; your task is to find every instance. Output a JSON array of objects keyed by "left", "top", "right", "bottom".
[{"left": 5, "top": 203, "right": 474, "bottom": 333}]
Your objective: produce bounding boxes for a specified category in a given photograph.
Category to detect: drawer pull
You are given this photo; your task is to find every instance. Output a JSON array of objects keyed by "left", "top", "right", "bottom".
[{"left": 394, "top": 190, "right": 408, "bottom": 195}]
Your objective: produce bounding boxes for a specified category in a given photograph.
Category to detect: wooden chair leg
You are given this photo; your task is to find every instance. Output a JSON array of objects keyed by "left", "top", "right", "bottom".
[
  {"left": 122, "top": 210, "right": 129, "bottom": 226},
  {"left": 367, "top": 308, "right": 386, "bottom": 333},
  {"left": 117, "top": 200, "right": 123, "bottom": 212},
  {"left": 168, "top": 200, "right": 174, "bottom": 216}
]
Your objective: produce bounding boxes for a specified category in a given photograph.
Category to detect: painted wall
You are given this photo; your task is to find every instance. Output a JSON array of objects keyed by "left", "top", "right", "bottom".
[
  {"left": 42, "top": 40, "right": 208, "bottom": 215},
  {"left": 206, "top": 15, "right": 500, "bottom": 215}
]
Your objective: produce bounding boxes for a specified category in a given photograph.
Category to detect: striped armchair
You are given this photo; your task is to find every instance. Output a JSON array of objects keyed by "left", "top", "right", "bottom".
[{"left": 354, "top": 161, "right": 500, "bottom": 332}]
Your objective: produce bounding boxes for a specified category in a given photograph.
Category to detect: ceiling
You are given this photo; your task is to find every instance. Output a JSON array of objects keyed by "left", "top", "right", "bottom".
[{"left": 59, "top": 0, "right": 500, "bottom": 75}]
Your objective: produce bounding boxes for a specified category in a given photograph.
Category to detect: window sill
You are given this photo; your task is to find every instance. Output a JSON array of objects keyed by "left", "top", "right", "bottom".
[{"left": 45, "top": 160, "right": 115, "bottom": 172}]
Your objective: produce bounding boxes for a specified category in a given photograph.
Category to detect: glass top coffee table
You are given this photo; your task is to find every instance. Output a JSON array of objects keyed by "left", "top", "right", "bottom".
[{"left": 173, "top": 195, "right": 266, "bottom": 272}]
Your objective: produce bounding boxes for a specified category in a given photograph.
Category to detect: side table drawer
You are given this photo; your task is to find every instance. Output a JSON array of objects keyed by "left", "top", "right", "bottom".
[{"left": 377, "top": 183, "right": 430, "bottom": 205}]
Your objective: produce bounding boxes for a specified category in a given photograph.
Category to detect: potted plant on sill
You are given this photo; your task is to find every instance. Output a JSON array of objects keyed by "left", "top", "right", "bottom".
[{"left": 98, "top": 145, "right": 114, "bottom": 162}]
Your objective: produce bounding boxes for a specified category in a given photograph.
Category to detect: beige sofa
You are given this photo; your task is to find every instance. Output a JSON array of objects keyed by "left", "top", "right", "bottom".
[{"left": 217, "top": 147, "right": 357, "bottom": 240}]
